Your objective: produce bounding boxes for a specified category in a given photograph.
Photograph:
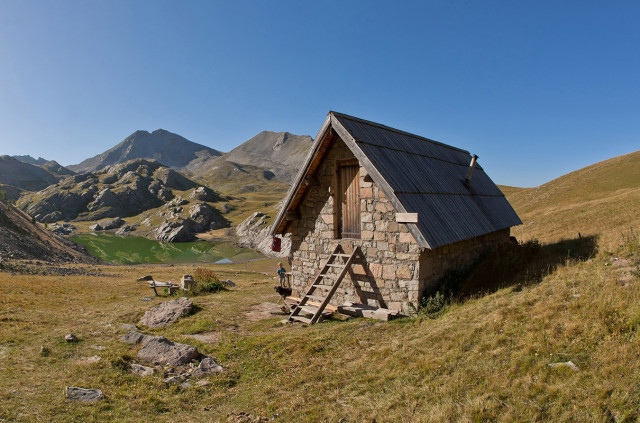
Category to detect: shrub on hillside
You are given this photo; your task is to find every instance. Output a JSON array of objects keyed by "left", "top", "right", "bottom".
[
  {"left": 191, "top": 267, "right": 226, "bottom": 295},
  {"left": 410, "top": 291, "right": 447, "bottom": 319}
]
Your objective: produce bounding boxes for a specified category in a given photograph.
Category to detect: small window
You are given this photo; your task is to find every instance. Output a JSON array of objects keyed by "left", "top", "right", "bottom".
[{"left": 337, "top": 163, "right": 360, "bottom": 238}]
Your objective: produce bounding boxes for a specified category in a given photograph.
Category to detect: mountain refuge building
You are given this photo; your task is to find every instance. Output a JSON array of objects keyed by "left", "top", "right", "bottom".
[{"left": 271, "top": 112, "right": 521, "bottom": 316}]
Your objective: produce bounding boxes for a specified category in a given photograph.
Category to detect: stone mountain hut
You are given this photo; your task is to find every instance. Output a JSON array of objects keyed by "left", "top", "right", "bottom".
[{"left": 271, "top": 112, "right": 522, "bottom": 315}]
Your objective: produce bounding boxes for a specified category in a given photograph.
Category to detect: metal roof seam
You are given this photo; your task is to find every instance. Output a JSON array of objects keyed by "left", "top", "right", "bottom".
[{"left": 354, "top": 140, "right": 482, "bottom": 169}]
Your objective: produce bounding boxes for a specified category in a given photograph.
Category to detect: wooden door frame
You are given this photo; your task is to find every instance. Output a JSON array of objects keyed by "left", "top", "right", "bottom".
[{"left": 336, "top": 160, "right": 361, "bottom": 239}]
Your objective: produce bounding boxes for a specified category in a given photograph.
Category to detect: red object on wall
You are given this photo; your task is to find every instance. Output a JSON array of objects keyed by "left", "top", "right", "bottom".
[{"left": 271, "top": 237, "right": 281, "bottom": 252}]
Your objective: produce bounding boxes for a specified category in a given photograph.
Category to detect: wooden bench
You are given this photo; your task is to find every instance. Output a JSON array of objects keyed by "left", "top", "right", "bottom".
[{"left": 143, "top": 279, "right": 179, "bottom": 296}]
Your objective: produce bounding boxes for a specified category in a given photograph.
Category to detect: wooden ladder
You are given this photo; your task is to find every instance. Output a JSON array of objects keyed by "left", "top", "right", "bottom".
[{"left": 289, "top": 245, "right": 360, "bottom": 324}]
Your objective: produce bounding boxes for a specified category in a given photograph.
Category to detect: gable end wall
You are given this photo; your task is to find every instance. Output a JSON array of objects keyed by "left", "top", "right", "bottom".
[{"left": 287, "top": 136, "right": 512, "bottom": 313}]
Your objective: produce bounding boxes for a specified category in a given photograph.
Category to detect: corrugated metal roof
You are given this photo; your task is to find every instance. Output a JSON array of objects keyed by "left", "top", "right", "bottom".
[{"left": 272, "top": 111, "right": 522, "bottom": 249}]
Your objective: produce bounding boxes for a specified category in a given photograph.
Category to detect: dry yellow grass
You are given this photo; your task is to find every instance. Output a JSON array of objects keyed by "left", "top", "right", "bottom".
[{"left": 504, "top": 150, "right": 640, "bottom": 249}]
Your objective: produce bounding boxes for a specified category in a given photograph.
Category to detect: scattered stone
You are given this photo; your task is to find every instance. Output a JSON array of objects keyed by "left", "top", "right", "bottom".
[
  {"left": 163, "top": 376, "right": 184, "bottom": 385},
  {"left": 65, "top": 333, "right": 79, "bottom": 343},
  {"left": 139, "top": 297, "right": 193, "bottom": 328},
  {"left": 49, "top": 223, "right": 76, "bottom": 236},
  {"left": 223, "top": 279, "right": 236, "bottom": 287},
  {"left": 195, "top": 379, "right": 211, "bottom": 387},
  {"left": 191, "top": 356, "right": 223, "bottom": 378},
  {"left": 65, "top": 387, "right": 104, "bottom": 402},
  {"left": 130, "top": 363, "right": 155, "bottom": 377},
  {"left": 179, "top": 382, "right": 192, "bottom": 389},
  {"left": 548, "top": 361, "right": 579, "bottom": 371},
  {"left": 137, "top": 336, "right": 200, "bottom": 366},
  {"left": 40, "top": 346, "right": 50, "bottom": 356},
  {"left": 120, "top": 323, "right": 138, "bottom": 331},
  {"left": 141, "top": 297, "right": 154, "bottom": 301},
  {"left": 92, "top": 345, "right": 106, "bottom": 350},
  {"left": 85, "top": 356, "right": 101, "bottom": 364},
  {"left": 119, "top": 331, "right": 153, "bottom": 345}
]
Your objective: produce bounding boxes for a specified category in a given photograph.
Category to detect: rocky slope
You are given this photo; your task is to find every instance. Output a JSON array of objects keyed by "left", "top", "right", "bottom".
[
  {"left": 192, "top": 131, "right": 312, "bottom": 185},
  {"left": 0, "top": 197, "right": 95, "bottom": 263},
  {"left": 17, "top": 159, "right": 230, "bottom": 242},
  {"left": 12, "top": 155, "right": 49, "bottom": 165},
  {"left": 0, "top": 156, "right": 62, "bottom": 193},
  {"left": 68, "top": 129, "right": 222, "bottom": 173}
]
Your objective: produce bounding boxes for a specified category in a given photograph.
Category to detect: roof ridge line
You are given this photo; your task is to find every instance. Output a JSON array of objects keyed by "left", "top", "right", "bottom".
[
  {"left": 356, "top": 140, "right": 484, "bottom": 169},
  {"left": 329, "top": 111, "right": 470, "bottom": 155}
]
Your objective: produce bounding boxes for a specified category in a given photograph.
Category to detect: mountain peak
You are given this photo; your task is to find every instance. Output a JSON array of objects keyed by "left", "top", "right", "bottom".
[{"left": 68, "top": 130, "right": 222, "bottom": 173}]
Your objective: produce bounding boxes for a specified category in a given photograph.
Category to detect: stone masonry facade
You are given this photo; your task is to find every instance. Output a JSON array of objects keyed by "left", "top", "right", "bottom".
[{"left": 288, "top": 137, "right": 510, "bottom": 313}]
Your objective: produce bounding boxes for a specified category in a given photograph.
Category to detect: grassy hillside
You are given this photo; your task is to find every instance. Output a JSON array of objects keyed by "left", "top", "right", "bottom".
[
  {"left": 0, "top": 151, "right": 639, "bottom": 421},
  {"left": 505, "top": 150, "right": 640, "bottom": 249}
]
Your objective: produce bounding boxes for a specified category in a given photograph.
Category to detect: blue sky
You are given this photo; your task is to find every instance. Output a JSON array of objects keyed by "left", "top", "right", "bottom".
[{"left": 0, "top": 1, "right": 638, "bottom": 187}]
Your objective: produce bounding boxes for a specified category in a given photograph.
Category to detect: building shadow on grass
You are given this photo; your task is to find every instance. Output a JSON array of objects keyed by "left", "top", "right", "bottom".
[{"left": 426, "top": 235, "right": 599, "bottom": 302}]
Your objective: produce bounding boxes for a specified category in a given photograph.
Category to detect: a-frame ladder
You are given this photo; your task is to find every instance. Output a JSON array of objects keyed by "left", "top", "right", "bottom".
[{"left": 289, "top": 245, "right": 360, "bottom": 324}]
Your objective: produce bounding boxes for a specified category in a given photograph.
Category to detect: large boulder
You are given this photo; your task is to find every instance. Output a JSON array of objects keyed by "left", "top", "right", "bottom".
[
  {"left": 189, "top": 202, "right": 226, "bottom": 232},
  {"left": 137, "top": 336, "right": 200, "bottom": 366},
  {"left": 236, "top": 212, "right": 290, "bottom": 258},
  {"left": 153, "top": 220, "right": 196, "bottom": 242},
  {"left": 139, "top": 297, "right": 193, "bottom": 328}
]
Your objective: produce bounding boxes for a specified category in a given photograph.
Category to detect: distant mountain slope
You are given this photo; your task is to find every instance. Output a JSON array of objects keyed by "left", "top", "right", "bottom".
[
  {"left": 12, "top": 155, "right": 48, "bottom": 165},
  {"left": 68, "top": 129, "right": 223, "bottom": 173},
  {"left": 0, "top": 156, "right": 60, "bottom": 191},
  {"left": 18, "top": 159, "right": 207, "bottom": 222},
  {"left": 193, "top": 131, "right": 312, "bottom": 184},
  {"left": 506, "top": 150, "right": 640, "bottom": 246},
  {"left": 0, "top": 197, "right": 94, "bottom": 262},
  {"left": 40, "top": 160, "right": 75, "bottom": 177}
]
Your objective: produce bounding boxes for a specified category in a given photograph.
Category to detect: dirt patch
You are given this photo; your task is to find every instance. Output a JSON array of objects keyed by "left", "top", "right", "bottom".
[
  {"left": 183, "top": 332, "right": 222, "bottom": 344},
  {"left": 610, "top": 258, "right": 639, "bottom": 286},
  {"left": 244, "top": 302, "right": 289, "bottom": 322}
]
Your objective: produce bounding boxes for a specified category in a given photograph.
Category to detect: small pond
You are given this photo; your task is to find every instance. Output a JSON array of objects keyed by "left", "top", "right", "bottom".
[{"left": 71, "top": 234, "right": 264, "bottom": 265}]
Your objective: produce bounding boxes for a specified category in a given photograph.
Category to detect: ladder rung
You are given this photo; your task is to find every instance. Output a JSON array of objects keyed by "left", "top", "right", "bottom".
[
  {"left": 333, "top": 253, "right": 350, "bottom": 257},
  {"left": 298, "top": 305, "right": 320, "bottom": 315},
  {"left": 318, "top": 274, "right": 333, "bottom": 278},
  {"left": 290, "top": 315, "right": 312, "bottom": 324},
  {"left": 305, "top": 294, "right": 325, "bottom": 302},
  {"left": 326, "top": 263, "right": 345, "bottom": 268},
  {"left": 312, "top": 284, "right": 329, "bottom": 288}
]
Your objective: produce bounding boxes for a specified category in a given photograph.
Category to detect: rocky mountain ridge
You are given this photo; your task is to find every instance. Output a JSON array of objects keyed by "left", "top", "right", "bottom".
[
  {"left": 17, "top": 159, "right": 229, "bottom": 242},
  {"left": 68, "top": 129, "right": 223, "bottom": 173},
  {"left": 191, "top": 131, "right": 313, "bottom": 185}
]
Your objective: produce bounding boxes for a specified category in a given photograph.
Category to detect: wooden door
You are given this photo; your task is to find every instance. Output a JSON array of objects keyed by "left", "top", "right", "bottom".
[{"left": 338, "top": 164, "right": 360, "bottom": 239}]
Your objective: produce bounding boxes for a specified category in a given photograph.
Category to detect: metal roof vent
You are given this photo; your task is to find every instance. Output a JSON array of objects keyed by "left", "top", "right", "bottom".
[{"left": 465, "top": 154, "right": 479, "bottom": 185}]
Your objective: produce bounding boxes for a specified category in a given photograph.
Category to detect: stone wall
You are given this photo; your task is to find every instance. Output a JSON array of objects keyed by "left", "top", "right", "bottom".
[
  {"left": 288, "top": 138, "right": 421, "bottom": 313},
  {"left": 418, "top": 228, "right": 511, "bottom": 297}
]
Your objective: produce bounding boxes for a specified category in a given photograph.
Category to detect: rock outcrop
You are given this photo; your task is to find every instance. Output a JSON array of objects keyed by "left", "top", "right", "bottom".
[
  {"left": 139, "top": 297, "right": 193, "bottom": 328},
  {"left": 17, "top": 160, "right": 206, "bottom": 223},
  {"left": 137, "top": 336, "right": 200, "bottom": 366},
  {"left": 235, "top": 212, "right": 290, "bottom": 258}
]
